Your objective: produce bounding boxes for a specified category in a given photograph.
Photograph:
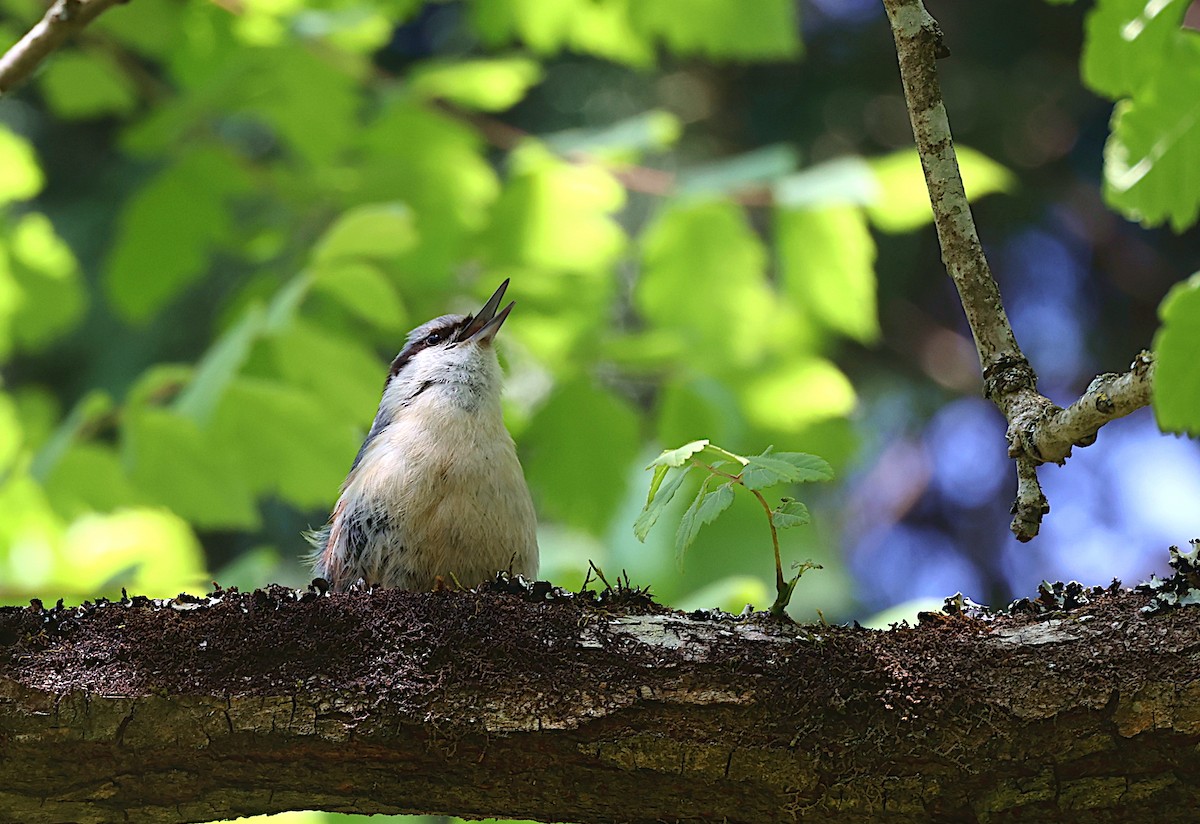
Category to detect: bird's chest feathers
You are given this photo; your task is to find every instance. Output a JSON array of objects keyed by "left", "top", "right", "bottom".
[{"left": 351, "top": 400, "right": 514, "bottom": 511}]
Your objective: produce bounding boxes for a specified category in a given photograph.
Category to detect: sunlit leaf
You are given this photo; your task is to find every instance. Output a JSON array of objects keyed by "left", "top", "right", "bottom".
[
  {"left": 1153, "top": 273, "right": 1200, "bottom": 434},
  {"left": 311, "top": 260, "right": 407, "bottom": 330},
  {"left": 7, "top": 212, "right": 86, "bottom": 350},
  {"left": 211, "top": 377, "right": 360, "bottom": 508},
  {"left": 480, "top": 144, "right": 626, "bottom": 275},
  {"left": 741, "top": 358, "right": 856, "bottom": 432},
  {"left": 122, "top": 407, "right": 260, "bottom": 529},
  {"left": 1082, "top": 0, "right": 1188, "bottom": 98},
  {"left": 867, "top": 146, "right": 1015, "bottom": 233},
  {"left": 44, "top": 443, "right": 145, "bottom": 516},
  {"left": 312, "top": 203, "right": 418, "bottom": 264},
  {"left": 359, "top": 100, "right": 500, "bottom": 280},
  {"left": 776, "top": 205, "right": 878, "bottom": 343},
  {"left": 636, "top": 200, "right": 776, "bottom": 368},
  {"left": 269, "top": 318, "right": 384, "bottom": 425},
  {"left": 240, "top": 45, "right": 359, "bottom": 166},
  {"left": 409, "top": 57, "right": 543, "bottom": 111},
  {"left": 30, "top": 390, "right": 113, "bottom": 480},
  {"left": 631, "top": 0, "right": 800, "bottom": 60},
  {"left": 468, "top": 0, "right": 655, "bottom": 66},
  {"left": 0, "top": 392, "right": 20, "bottom": 473},
  {"left": 64, "top": 508, "right": 207, "bottom": 596},
  {"left": 1104, "top": 60, "right": 1200, "bottom": 230},
  {"left": 0, "top": 126, "right": 43, "bottom": 205},
  {"left": 648, "top": 439, "right": 710, "bottom": 469}
]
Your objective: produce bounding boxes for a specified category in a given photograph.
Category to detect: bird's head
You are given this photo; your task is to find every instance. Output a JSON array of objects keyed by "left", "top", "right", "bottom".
[{"left": 378, "top": 279, "right": 515, "bottom": 415}]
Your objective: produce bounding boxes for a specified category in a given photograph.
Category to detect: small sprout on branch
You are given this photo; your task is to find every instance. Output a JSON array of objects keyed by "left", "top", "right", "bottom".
[{"left": 634, "top": 439, "right": 832, "bottom": 619}]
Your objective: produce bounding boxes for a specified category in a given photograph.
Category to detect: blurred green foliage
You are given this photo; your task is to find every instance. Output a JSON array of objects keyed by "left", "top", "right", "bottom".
[
  {"left": 0, "top": 0, "right": 1195, "bottom": 633},
  {"left": 1, "top": 0, "right": 1199, "bottom": 822}
]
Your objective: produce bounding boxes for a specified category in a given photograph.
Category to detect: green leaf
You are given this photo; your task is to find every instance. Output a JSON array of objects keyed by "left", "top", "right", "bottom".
[
  {"left": 312, "top": 203, "right": 419, "bottom": 265},
  {"left": 7, "top": 212, "right": 86, "bottom": 351},
  {"left": 776, "top": 205, "right": 879, "bottom": 343},
  {"left": 675, "top": 481, "right": 735, "bottom": 568},
  {"left": 1153, "top": 273, "right": 1200, "bottom": 434},
  {"left": 655, "top": 377, "right": 745, "bottom": 455},
  {"left": 523, "top": 378, "right": 641, "bottom": 534},
  {"left": 0, "top": 392, "right": 20, "bottom": 474},
  {"left": 1104, "top": 61, "right": 1200, "bottom": 230},
  {"left": 105, "top": 148, "right": 250, "bottom": 321},
  {"left": 39, "top": 50, "right": 138, "bottom": 119},
  {"left": 468, "top": 0, "right": 655, "bottom": 66},
  {"left": 30, "top": 390, "right": 113, "bottom": 480},
  {"left": 122, "top": 407, "right": 260, "bottom": 529},
  {"left": 630, "top": 0, "right": 800, "bottom": 60},
  {"left": 310, "top": 260, "right": 407, "bottom": 330},
  {"left": 270, "top": 318, "right": 384, "bottom": 425},
  {"left": 174, "top": 305, "right": 266, "bottom": 425},
  {"left": 648, "top": 439, "right": 710, "bottom": 469},
  {"left": 63, "top": 508, "right": 208, "bottom": 596},
  {"left": 43, "top": 443, "right": 144, "bottom": 516},
  {"left": 240, "top": 45, "right": 359, "bottom": 167},
  {"left": 867, "top": 147, "right": 1015, "bottom": 233},
  {"left": 742, "top": 451, "right": 833, "bottom": 491},
  {"left": 634, "top": 464, "right": 691, "bottom": 542},
  {"left": 636, "top": 201, "right": 776, "bottom": 368},
  {"left": 0, "top": 126, "right": 43, "bottom": 205},
  {"left": 1082, "top": 0, "right": 1188, "bottom": 98},
  {"left": 773, "top": 498, "right": 811, "bottom": 529},
  {"left": 409, "top": 57, "right": 543, "bottom": 111},
  {"left": 358, "top": 100, "right": 500, "bottom": 278},
  {"left": 210, "top": 377, "right": 361, "bottom": 508},
  {"left": 742, "top": 358, "right": 857, "bottom": 432},
  {"left": 479, "top": 143, "right": 626, "bottom": 275},
  {"left": 773, "top": 452, "right": 835, "bottom": 481}
]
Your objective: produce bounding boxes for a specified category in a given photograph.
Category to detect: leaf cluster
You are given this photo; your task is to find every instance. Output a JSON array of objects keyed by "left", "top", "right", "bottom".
[{"left": 635, "top": 440, "right": 832, "bottom": 617}]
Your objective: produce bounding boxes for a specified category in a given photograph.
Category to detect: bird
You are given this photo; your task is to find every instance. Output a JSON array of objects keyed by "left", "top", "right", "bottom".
[{"left": 308, "top": 279, "right": 538, "bottom": 591}]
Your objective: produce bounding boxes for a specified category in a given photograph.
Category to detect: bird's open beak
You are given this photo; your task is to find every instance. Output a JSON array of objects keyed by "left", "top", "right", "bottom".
[{"left": 459, "top": 279, "right": 515, "bottom": 344}]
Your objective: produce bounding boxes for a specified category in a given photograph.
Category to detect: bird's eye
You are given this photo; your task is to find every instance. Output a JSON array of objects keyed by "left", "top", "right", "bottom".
[{"left": 424, "top": 332, "right": 443, "bottom": 346}]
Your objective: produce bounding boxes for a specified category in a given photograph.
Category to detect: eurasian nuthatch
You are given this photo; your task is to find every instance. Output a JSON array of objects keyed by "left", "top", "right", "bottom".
[{"left": 309, "top": 279, "right": 538, "bottom": 591}]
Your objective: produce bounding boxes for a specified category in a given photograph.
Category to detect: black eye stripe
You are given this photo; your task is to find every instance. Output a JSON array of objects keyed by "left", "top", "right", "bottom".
[{"left": 386, "top": 316, "right": 472, "bottom": 381}]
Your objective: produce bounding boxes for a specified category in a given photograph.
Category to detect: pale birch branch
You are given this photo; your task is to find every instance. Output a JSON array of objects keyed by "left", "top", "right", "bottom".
[{"left": 882, "top": 0, "right": 1156, "bottom": 540}]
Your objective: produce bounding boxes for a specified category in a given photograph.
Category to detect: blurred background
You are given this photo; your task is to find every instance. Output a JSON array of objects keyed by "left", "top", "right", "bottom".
[
  {"left": 2, "top": 0, "right": 1199, "bottom": 686},
  {"left": 4, "top": 0, "right": 1200, "bottom": 820}
]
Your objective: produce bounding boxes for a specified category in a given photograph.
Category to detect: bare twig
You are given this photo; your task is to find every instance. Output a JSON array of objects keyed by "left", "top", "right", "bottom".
[
  {"left": 0, "top": 0, "right": 129, "bottom": 96},
  {"left": 882, "top": 0, "right": 1156, "bottom": 541}
]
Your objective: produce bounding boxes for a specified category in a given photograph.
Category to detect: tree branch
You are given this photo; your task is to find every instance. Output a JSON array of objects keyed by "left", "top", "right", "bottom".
[
  {"left": 882, "top": 0, "right": 1156, "bottom": 541},
  {"left": 3, "top": 584, "right": 1200, "bottom": 823},
  {"left": 0, "top": 0, "right": 128, "bottom": 96}
]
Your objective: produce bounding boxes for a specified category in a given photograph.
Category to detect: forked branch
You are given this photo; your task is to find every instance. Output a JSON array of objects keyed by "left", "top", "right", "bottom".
[{"left": 882, "top": 0, "right": 1156, "bottom": 540}]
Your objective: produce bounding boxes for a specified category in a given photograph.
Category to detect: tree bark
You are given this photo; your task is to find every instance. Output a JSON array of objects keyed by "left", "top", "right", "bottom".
[{"left": 1, "top": 583, "right": 1198, "bottom": 824}]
